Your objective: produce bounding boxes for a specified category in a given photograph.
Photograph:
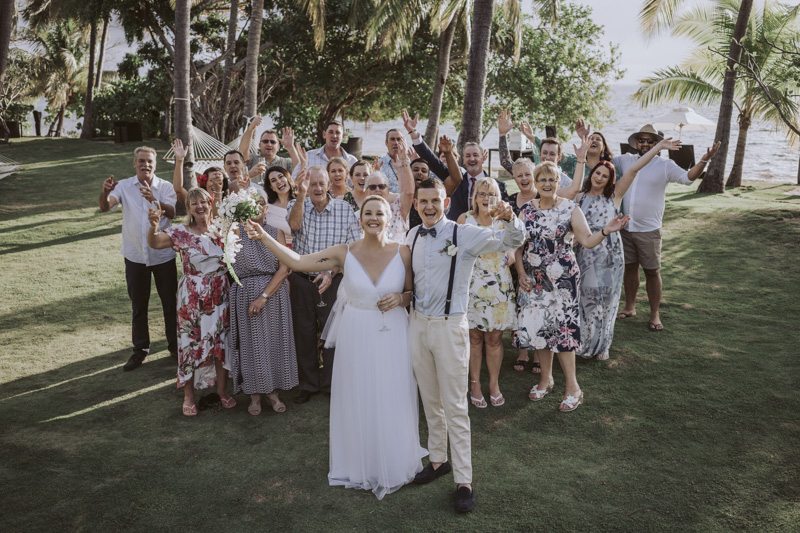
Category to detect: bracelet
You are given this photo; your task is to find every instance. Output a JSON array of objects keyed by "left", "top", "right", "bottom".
[
  {"left": 601, "top": 228, "right": 608, "bottom": 237},
  {"left": 577, "top": 160, "right": 586, "bottom": 164},
  {"left": 700, "top": 159, "right": 709, "bottom": 164}
]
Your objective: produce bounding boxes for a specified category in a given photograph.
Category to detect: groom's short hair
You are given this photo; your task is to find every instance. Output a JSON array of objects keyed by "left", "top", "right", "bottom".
[{"left": 414, "top": 178, "right": 446, "bottom": 199}]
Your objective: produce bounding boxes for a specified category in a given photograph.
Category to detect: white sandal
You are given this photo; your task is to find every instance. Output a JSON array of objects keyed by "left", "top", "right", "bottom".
[
  {"left": 528, "top": 384, "right": 553, "bottom": 402},
  {"left": 559, "top": 392, "right": 584, "bottom": 412}
]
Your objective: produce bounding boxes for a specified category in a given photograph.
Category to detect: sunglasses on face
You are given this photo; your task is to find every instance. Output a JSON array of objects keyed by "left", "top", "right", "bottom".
[
  {"left": 261, "top": 139, "right": 278, "bottom": 145},
  {"left": 638, "top": 138, "right": 657, "bottom": 145},
  {"left": 367, "top": 184, "right": 388, "bottom": 191}
]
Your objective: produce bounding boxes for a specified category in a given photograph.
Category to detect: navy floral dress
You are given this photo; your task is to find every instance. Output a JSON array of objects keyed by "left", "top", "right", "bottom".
[{"left": 514, "top": 199, "right": 581, "bottom": 352}]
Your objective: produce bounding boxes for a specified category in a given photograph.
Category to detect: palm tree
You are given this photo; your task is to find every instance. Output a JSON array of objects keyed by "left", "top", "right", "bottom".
[
  {"left": 0, "top": 0, "right": 15, "bottom": 89},
  {"left": 634, "top": 0, "right": 800, "bottom": 188},
  {"left": 243, "top": 0, "right": 264, "bottom": 119},
  {"left": 639, "top": 0, "right": 754, "bottom": 193},
  {"left": 25, "top": 20, "right": 90, "bottom": 137},
  {"left": 174, "top": 0, "right": 193, "bottom": 203},
  {"left": 457, "top": 0, "right": 493, "bottom": 151}
]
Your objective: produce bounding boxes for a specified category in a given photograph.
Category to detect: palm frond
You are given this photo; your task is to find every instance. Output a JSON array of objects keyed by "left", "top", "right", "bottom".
[
  {"left": 534, "top": 0, "right": 559, "bottom": 29},
  {"left": 501, "top": 0, "right": 522, "bottom": 64},
  {"left": 638, "top": 0, "right": 688, "bottom": 38},
  {"left": 297, "top": 0, "right": 327, "bottom": 51},
  {"left": 632, "top": 66, "right": 722, "bottom": 108}
]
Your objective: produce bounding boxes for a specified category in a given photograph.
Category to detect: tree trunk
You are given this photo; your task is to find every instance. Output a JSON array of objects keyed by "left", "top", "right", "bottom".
[
  {"left": 174, "top": 0, "right": 193, "bottom": 215},
  {"left": 163, "top": 92, "right": 173, "bottom": 141},
  {"left": 33, "top": 110, "right": 42, "bottom": 136},
  {"left": 797, "top": 153, "right": 800, "bottom": 185},
  {"left": 697, "top": 0, "right": 754, "bottom": 194},
  {"left": 219, "top": 0, "right": 239, "bottom": 140},
  {"left": 80, "top": 19, "right": 98, "bottom": 139},
  {"left": 424, "top": 14, "right": 458, "bottom": 147},
  {"left": 725, "top": 113, "right": 751, "bottom": 188},
  {"left": 94, "top": 14, "right": 110, "bottom": 89},
  {"left": 243, "top": 0, "right": 264, "bottom": 119},
  {"left": 56, "top": 103, "right": 66, "bottom": 137},
  {"left": 457, "top": 0, "right": 494, "bottom": 154},
  {"left": 0, "top": 0, "right": 13, "bottom": 89}
]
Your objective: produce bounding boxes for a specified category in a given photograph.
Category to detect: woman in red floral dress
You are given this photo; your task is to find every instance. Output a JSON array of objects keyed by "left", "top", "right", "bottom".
[{"left": 147, "top": 187, "right": 234, "bottom": 416}]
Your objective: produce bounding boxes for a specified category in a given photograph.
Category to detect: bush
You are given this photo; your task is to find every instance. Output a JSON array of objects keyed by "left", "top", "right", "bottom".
[{"left": 92, "top": 78, "right": 168, "bottom": 138}]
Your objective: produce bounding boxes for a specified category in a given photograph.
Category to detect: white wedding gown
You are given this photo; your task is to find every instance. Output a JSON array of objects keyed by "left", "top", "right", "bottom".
[{"left": 327, "top": 246, "right": 427, "bottom": 500}]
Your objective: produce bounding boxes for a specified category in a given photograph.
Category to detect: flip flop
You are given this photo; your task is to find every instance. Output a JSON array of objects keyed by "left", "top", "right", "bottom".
[
  {"left": 470, "top": 395, "right": 487, "bottom": 408},
  {"left": 182, "top": 404, "right": 198, "bottom": 417},
  {"left": 512, "top": 359, "right": 528, "bottom": 372},
  {"left": 616, "top": 311, "right": 636, "bottom": 319},
  {"left": 490, "top": 393, "right": 505, "bottom": 407},
  {"left": 648, "top": 322, "right": 664, "bottom": 332},
  {"left": 220, "top": 396, "right": 237, "bottom": 409}
]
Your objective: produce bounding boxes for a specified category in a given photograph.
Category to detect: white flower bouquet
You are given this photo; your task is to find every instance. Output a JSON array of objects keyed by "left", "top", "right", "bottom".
[{"left": 206, "top": 188, "right": 263, "bottom": 286}]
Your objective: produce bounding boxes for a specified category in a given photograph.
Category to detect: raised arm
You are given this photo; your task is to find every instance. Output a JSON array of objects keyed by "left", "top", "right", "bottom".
[
  {"left": 571, "top": 207, "right": 630, "bottom": 249},
  {"left": 146, "top": 208, "right": 175, "bottom": 249},
  {"left": 559, "top": 134, "right": 589, "bottom": 200},
  {"left": 438, "top": 135, "right": 463, "bottom": 196},
  {"left": 393, "top": 136, "right": 415, "bottom": 218},
  {"left": 99, "top": 176, "right": 118, "bottom": 212},
  {"left": 246, "top": 220, "right": 346, "bottom": 272},
  {"left": 281, "top": 127, "right": 301, "bottom": 168},
  {"left": 615, "top": 138, "right": 683, "bottom": 202},
  {"left": 687, "top": 141, "right": 721, "bottom": 181},
  {"left": 498, "top": 109, "right": 517, "bottom": 174},
  {"left": 239, "top": 115, "right": 261, "bottom": 159},
  {"left": 171, "top": 139, "right": 189, "bottom": 207},
  {"left": 288, "top": 167, "right": 309, "bottom": 231},
  {"left": 403, "top": 108, "right": 449, "bottom": 179}
]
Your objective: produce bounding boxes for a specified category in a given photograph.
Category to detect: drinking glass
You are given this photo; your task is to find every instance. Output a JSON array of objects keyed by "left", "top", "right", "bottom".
[
  {"left": 316, "top": 278, "right": 327, "bottom": 308},
  {"left": 150, "top": 200, "right": 162, "bottom": 235},
  {"left": 487, "top": 196, "right": 498, "bottom": 239},
  {"left": 378, "top": 293, "right": 391, "bottom": 332}
]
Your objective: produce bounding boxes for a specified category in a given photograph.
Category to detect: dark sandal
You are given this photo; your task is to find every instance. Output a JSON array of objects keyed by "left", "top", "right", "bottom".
[
  {"left": 531, "top": 362, "right": 542, "bottom": 374},
  {"left": 648, "top": 322, "right": 664, "bottom": 332},
  {"left": 513, "top": 359, "right": 528, "bottom": 372}
]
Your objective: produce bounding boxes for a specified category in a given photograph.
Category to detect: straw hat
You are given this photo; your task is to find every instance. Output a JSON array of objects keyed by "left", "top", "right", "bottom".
[{"left": 628, "top": 124, "right": 664, "bottom": 147}]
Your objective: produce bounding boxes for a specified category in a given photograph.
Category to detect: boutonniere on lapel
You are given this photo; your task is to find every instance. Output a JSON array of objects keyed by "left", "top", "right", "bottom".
[{"left": 439, "top": 239, "right": 458, "bottom": 256}]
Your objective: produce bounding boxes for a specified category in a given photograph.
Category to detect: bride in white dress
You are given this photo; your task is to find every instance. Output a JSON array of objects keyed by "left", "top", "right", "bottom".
[{"left": 246, "top": 194, "right": 426, "bottom": 499}]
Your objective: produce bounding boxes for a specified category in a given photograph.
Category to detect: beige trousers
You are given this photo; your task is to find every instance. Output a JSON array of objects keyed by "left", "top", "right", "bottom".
[{"left": 409, "top": 309, "right": 472, "bottom": 484}]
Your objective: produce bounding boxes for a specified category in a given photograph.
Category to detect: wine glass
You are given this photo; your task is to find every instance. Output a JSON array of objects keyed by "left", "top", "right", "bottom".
[
  {"left": 378, "top": 293, "right": 391, "bottom": 332},
  {"left": 487, "top": 195, "right": 498, "bottom": 240},
  {"left": 150, "top": 200, "right": 162, "bottom": 235},
  {"left": 316, "top": 278, "right": 327, "bottom": 308}
]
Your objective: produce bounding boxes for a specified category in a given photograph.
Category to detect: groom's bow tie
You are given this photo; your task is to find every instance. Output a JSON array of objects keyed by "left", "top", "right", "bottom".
[{"left": 418, "top": 227, "right": 437, "bottom": 238}]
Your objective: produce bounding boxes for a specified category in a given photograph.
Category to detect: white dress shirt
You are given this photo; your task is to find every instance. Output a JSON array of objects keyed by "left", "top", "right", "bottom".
[
  {"left": 109, "top": 176, "right": 177, "bottom": 266},
  {"left": 406, "top": 216, "right": 525, "bottom": 317},
  {"left": 613, "top": 153, "right": 692, "bottom": 232},
  {"left": 292, "top": 146, "right": 358, "bottom": 178}
]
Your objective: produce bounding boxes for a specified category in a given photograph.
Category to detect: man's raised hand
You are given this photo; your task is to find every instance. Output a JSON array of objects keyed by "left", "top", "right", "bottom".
[
  {"left": 402, "top": 108, "right": 419, "bottom": 135},
  {"left": 438, "top": 135, "right": 454, "bottom": 154},
  {"left": 102, "top": 176, "right": 117, "bottom": 193},
  {"left": 281, "top": 127, "right": 294, "bottom": 148}
]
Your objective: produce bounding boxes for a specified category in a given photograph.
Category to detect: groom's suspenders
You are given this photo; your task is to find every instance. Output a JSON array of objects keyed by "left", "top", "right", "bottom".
[{"left": 410, "top": 225, "right": 458, "bottom": 320}]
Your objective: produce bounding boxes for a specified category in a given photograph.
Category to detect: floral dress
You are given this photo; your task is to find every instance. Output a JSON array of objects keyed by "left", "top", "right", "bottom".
[
  {"left": 574, "top": 194, "right": 624, "bottom": 358},
  {"left": 513, "top": 200, "right": 581, "bottom": 352},
  {"left": 164, "top": 224, "right": 230, "bottom": 389},
  {"left": 464, "top": 215, "right": 516, "bottom": 331},
  {"left": 386, "top": 196, "right": 408, "bottom": 242}
]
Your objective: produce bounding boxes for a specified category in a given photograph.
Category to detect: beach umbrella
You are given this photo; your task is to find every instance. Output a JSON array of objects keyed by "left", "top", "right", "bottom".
[{"left": 650, "top": 106, "right": 716, "bottom": 139}]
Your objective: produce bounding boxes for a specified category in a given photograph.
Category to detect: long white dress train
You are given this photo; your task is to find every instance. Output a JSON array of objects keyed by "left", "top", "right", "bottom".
[{"left": 327, "top": 246, "right": 427, "bottom": 500}]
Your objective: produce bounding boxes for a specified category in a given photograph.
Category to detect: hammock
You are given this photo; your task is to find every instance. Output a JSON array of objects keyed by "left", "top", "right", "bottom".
[
  {"left": 162, "top": 126, "right": 234, "bottom": 177},
  {"left": 227, "top": 134, "right": 258, "bottom": 158},
  {"left": 0, "top": 153, "right": 22, "bottom": 177}
]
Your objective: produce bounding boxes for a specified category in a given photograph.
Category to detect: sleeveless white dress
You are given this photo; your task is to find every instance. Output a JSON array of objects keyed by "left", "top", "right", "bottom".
[{"left": 327, "top": 246, "right": 427, "bottom": 499}]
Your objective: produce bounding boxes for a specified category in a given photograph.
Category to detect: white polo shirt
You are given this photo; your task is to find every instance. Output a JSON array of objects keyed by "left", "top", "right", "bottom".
[
  {"left": 613, "top": 153, "right": 692, "bottom": 233},
  {"left": 109, "top": 176, "right": 177, "bottom": 266}
]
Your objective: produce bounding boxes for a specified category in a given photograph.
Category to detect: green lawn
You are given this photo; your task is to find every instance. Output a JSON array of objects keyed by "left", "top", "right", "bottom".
[{"left": 1, "top": 138, "right": 799, "bottom": 531}]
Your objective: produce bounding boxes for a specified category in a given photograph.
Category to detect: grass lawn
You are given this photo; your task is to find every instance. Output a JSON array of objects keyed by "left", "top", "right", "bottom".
[{"left": 1, "top": 138, "right": 799, "bottom": 531}]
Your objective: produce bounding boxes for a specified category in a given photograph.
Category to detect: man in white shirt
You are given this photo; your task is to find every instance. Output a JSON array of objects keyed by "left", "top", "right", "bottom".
[
  {"left": 376, "top": 128, "right": 405, "bottom": 192},
  {"left": 291, "top": 121, "right": 357, "bottom": 178},
  {"left": 99, "top": 146, "right": 178, "bottom": 371},
  {"left": 613, "top": 125, "right": 720, "bottom": 331},
  {"left": 407, "top": 178, "right": 524, "bottom": 513}
]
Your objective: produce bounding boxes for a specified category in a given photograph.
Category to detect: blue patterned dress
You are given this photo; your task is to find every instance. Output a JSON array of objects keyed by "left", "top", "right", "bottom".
[
  {"left": 513, "top": 200, "right": 581, "bottom": 352},
  {"left": 574, "top": 193, "right": 624, "bottom": 358}
]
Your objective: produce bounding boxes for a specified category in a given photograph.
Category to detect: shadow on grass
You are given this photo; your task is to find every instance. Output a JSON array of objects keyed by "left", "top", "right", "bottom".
[
  {"left": 0, "top": 215, "right": 104, "bottom": 235},
  {"left": 0, "top": 226, "right": 121, "bottom": 255}
]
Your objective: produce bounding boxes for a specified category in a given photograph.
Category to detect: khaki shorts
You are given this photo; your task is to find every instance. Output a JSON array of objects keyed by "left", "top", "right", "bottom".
[{"left": 621, "top": 228, "right": 662, "bottom": 270}]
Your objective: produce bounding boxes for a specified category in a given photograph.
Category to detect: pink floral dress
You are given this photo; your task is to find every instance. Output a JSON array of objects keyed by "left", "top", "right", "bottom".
[
  {"left": 164, "top": 224, "right": 230, "bottom": 389},
  {"left": 386, "top": 196, "right": 409, "bottom": 242},
  {"left": 513, "top": 200, "right": 581, "bottom": 353}
]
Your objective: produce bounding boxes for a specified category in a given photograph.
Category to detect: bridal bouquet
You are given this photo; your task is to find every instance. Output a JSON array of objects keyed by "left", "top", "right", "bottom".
[{"left": 207, "top": 188, "right": 263, "bottom": 286}]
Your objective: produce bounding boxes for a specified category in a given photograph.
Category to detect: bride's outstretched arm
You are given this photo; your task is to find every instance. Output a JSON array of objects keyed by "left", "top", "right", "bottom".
[{"left": 245, "top": 220, "right": 346, "bottom": 272}]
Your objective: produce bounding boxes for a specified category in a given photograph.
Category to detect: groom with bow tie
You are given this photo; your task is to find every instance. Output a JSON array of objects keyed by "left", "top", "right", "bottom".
[{"left": 407, "top": 178, "right": 524, "bottom": 512}]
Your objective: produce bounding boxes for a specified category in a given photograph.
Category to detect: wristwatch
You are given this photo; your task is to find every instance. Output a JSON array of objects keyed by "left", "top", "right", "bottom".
[{"left": 261, "top": 292, "right": 269, "bottom": 299}]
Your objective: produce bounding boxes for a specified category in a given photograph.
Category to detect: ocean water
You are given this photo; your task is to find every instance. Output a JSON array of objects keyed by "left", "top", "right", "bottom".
[
  {"left": 346, "top": 84, "right": 799, "bottom": 183},
  {"left": 30, "top": 84, "right": 798, "bottom": 182}
]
